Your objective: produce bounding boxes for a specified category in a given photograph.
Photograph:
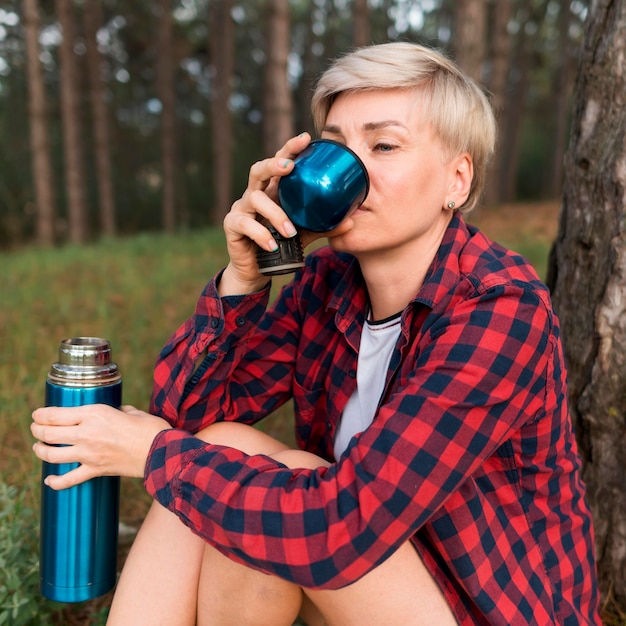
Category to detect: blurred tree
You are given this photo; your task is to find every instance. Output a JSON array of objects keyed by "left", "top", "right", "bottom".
[
  {"left": 483, "top": 0, "right": 513, "bottom": 207},
  {"left": 208, "top": 0, "right": 234, "bottom": 223},
  {"left": 547, "top": 0, "right": 626, "bottom": 614},
  {"left": 499, "top": 0, "right": 534, "bottom": 203},
  {"left": 454, "top": 0, "right": 487, "bottom": 83},
  {"left": 156, "top": 0, "right": 178, "bottom": 233},
  {"left": 293, "top": 1, "right": 317, "bottom": 137},
  {"left": 547, "top": 0, "right": 576, "bottom": 198},
  {"left": 56, "top": 0, "right": 88, "bottom": 244},
  {"left": 83, "top": 0, "right": 116, "bottom": 237},
  {"left": 353, "top": 0, "right": 370, "bottom": 47},
  {"left": 263, "top": 0, "right": 293, "bottom": 154},
  {"left": 22, "top": 0, "right": 56, "bottom": 245},
  {"left": 0, "top": 0, "right": 594, "bottom": 244}
]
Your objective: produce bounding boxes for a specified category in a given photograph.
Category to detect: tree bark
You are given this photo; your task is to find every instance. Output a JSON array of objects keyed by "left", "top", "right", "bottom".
[
  {"left": 208, "top": 0, "right": 234, "bottom": 224},
  {"left": 83, "top": 0, "right": 116, "bottom": 237},
  {"left": 22, "top": 0, "right": 56, "bottom": 246},
  {"left": 547, "top": 0, "right": 626, "bottom": 611},
  {"left": 156, "top": 0, "right": 177, "bottom": 233},
  {"left": 56, "top": 0, "right": 88, "bottom": 244},
  {"left": 263, "top": 0, "right": 293, "bottom": 155}
]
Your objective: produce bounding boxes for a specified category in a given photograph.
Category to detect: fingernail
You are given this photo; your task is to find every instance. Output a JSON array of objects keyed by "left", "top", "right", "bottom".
[
  {"left": 268, "top": 238, "right": 278, "bottom": 251},
  {"left": 282, "top": 159, "right": 293, "bottom": 169},
  {"left": 283, "top": 221, "right": 297, "bottom": 237}
]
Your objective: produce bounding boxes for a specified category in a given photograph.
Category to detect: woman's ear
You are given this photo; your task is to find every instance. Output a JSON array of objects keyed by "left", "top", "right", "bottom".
[{"left": 445, "top": 153, "right": 473, "bottom": 210}]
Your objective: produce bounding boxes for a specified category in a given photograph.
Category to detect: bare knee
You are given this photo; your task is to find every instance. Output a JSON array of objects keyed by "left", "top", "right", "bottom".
[
  {"left": 197, "top": 543, "right": 302, "bottom": 626},
  {"left": 195, "top": 422, "right": 330, "bottom": 472},
  {"left": 271, "top": 449, "right": 330, "bottom": 470},
  {"left": 195, "top": 421, "right": 290, "bottom": 456}
]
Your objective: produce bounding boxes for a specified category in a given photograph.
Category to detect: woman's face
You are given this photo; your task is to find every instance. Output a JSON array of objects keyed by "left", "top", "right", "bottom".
[{"left": 320, "top": 89, "right": 471, "bottom": 261}]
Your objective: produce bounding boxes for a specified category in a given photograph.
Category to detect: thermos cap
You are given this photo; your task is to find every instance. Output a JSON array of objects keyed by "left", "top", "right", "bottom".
[
  {"left": 277, "top": 139, "right": 370, "bottom": 232},
  {"left": 48, "top": 337, "right": 121, "bottom": 387}
]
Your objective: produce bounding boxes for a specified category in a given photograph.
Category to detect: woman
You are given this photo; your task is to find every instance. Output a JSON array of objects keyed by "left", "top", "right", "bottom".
[{"left": 32, "top": 42, "right": 600, "bottom": 625}]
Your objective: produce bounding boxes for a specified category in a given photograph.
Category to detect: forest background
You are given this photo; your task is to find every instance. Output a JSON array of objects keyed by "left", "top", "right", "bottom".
[{"left": 0, "top": 0, "right": 587, "bottom": 247}]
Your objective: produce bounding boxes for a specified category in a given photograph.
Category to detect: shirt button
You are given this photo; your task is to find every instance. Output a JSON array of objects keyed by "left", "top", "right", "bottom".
[
  {"left": 211, "top": 319, "right": 219, "bottom": 328},
  {"left": 236, "top": 316, "right": 245, "bottom": 327},
  {"left": 349, "top": 370, "right": 356, "bottom": 378}
]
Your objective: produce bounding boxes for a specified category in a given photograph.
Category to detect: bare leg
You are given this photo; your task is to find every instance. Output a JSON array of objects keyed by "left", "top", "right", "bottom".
[
  {"left": 304, "top": 541, "right": 457, "bottom": 626},
  {"left": 110, "top": 422, "right": 457, "bottom": 626},
  {"left": 196, "top": 541, "right": 303, "bottom": 626},
  {"left": 107, "top": 499, "right": 205, "bottom": 626},
  {"left": 200, "top": 425, "right": 457, "bottom": 625}
]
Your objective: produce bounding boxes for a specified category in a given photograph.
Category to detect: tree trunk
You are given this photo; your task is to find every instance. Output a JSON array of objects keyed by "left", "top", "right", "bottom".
[
  {"left": 208, "top": 0, "right": 234, "bottom": 224},
  {"left": 546, "top": 0, "right": 626, "bottom": 613},
  {"left": 547, "top": 0, "right": 575, "bottom": 199},
  {"left": 483, "top": 0, "right": 513, "bottom": 207},
  {"left": 352, "top": 0, "right": 370, "bottom": 48},
  {"left": 263, "top": 0, "right": 293, "bottom": 155},
  {"left": 295, "top": 4, "right": 317, "bottom": 137},
  {"left": 56, "top": 0, "right": 88, "bottom": 244},
  {"left": 156, "top": 0, "right": 177, "bottom": 233},
  {"left": 22, "top": 0, "right": 56, "bottom": 246},
  {"left": 83, "top": 0, "right": 116, "bottom": 237},
  {"left": 454, "top": 0, "right": 487, "bottom": 83},
  {"left": 500, "top": 0, "right": 532, "bottom": 202}
]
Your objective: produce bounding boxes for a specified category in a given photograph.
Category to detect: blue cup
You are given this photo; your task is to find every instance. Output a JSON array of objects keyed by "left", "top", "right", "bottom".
[
  {"left": 278, "top": 139, "right": 369, "bottom": 231},
  {"left": 256, "top": 139, "right": 369, "bottom": 275}
]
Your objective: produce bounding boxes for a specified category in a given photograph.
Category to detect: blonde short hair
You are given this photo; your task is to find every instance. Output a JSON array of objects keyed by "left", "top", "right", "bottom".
[{"left": 311, "top": 42, "right": 496, "bottom": 213}]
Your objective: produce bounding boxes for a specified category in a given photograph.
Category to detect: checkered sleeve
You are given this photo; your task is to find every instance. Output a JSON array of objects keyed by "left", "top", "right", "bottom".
[
  {"left": 150, "top": 272, "right": 272, "bottom": 430},
  {"left": 144, "top": 279, "right": 556, "bottom": 593}
]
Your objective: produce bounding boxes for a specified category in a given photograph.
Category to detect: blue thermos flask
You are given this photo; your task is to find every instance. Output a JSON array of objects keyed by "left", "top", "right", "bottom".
[{"left": 40, "top": 337, "right": 121, "bottom": 602}]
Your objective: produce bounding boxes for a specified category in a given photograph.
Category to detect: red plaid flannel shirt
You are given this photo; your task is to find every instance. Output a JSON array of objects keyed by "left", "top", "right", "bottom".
[{"left": 145, "top": 213, "right": 600, "bottom": 625}]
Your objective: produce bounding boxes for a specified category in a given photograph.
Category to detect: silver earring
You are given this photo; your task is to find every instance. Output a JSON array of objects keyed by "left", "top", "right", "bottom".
[{"left": 447, "top": 200, "right": 456, "bottom": 209}]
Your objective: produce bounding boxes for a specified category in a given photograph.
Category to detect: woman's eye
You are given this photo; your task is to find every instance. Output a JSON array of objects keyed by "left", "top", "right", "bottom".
[{"left": 374, "top": 143, "right": 395, "bottom": 152}]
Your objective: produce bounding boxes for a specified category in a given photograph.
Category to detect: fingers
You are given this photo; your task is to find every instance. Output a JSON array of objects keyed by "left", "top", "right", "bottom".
[
  {"left": 42, "top": 462, "right": 96, "bottom": 491},
  {"left": 220, "top": 133, "right": 311, "bottom": 288},
  {"left": 32, "top": 439, "right": 100, "bottom": 491},
  {"left": 32, "top": 405, "right": 83, "bottom": 426},
  {"left": 31, "top": 406, "right": 81, "bottom": 445},
  {"left": 33, "top": 440, "right": 78, "bottom": 465},
  {"left": 245, "top": 132, "right": 310, "bottom": 192},
  {"left": 234, "top": 132, "right": 311, "bottom": 218},
  {"left": 31, "top": 403, "right": 172, "bottom": 488}
]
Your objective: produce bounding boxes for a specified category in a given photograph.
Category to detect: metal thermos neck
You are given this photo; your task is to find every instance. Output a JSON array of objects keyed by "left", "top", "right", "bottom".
[{"left": 48, "top": 337, "right": 121, "bottom": 387}]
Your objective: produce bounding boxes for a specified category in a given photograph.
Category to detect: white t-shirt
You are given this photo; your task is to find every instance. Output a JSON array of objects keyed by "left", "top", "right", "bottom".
[{"left": 333, "top": 312, "right": 402, "bottom": 460}]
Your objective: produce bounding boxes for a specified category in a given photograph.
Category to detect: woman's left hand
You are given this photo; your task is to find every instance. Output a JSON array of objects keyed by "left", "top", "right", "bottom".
[{"left": 31, "top": 404, "right": 170, "bottom": 490}]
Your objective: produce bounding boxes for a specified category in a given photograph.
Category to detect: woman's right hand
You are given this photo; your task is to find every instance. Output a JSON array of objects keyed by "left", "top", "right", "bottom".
[{"left": 219, "top": 133, "right": 312, "bottom": 296}]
